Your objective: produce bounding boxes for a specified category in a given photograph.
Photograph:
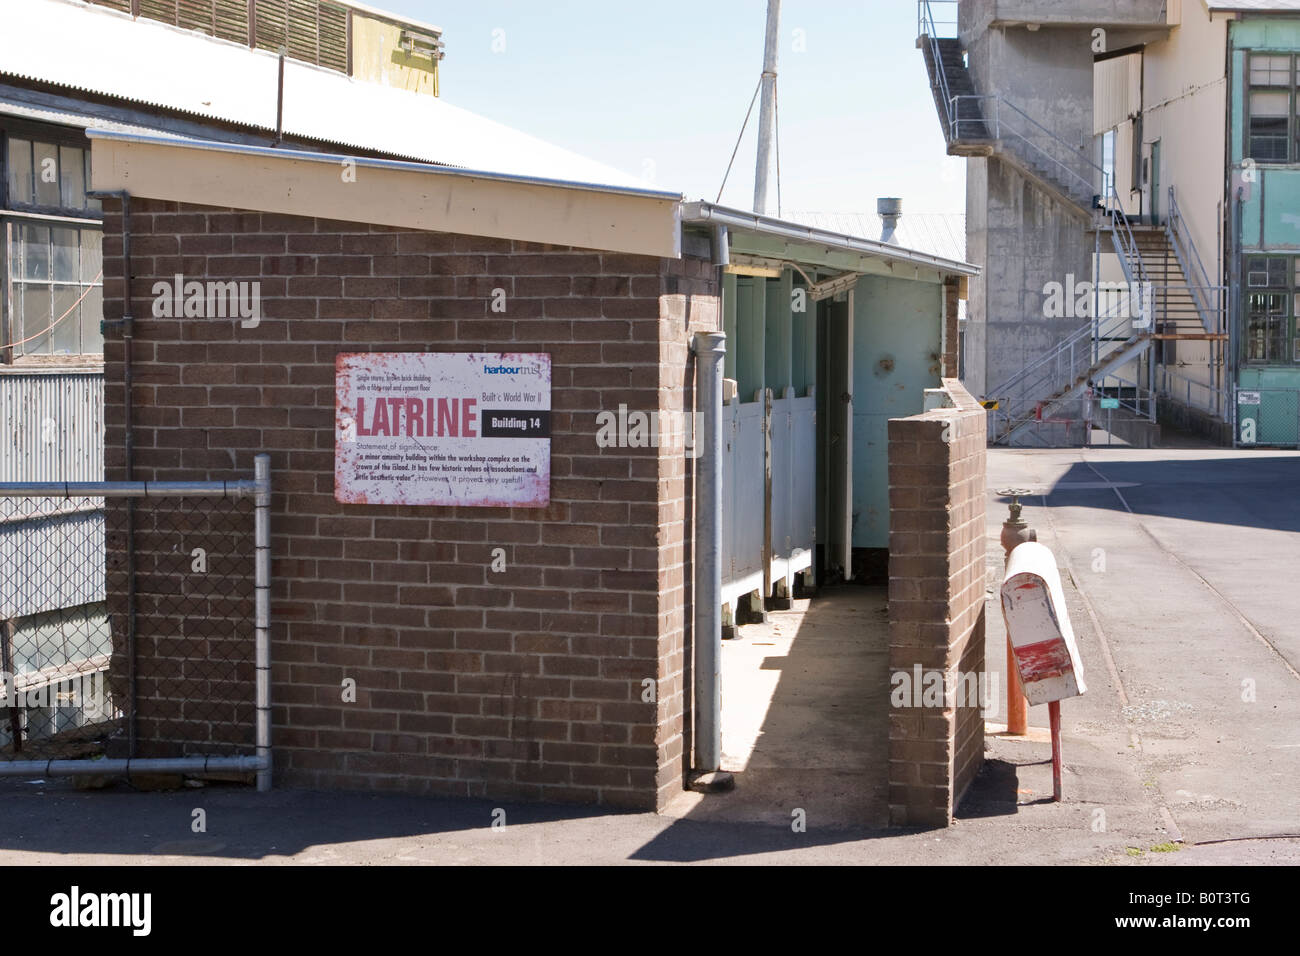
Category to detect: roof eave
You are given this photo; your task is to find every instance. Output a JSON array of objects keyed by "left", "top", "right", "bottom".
[{"left": 682, "top": 201, "right": 980, "bottom": 278}]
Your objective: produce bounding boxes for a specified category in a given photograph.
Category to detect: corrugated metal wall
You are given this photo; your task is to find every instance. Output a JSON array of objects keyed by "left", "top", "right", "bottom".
[
  {"left": 0, "top": 371, "right": 104, "bottom": 482},
  {"left": 0, "top": 371, "right": 106, "bottom": 667},
  {"left": 1095, "top": 52, "right": 1141, "bottom": 136}
]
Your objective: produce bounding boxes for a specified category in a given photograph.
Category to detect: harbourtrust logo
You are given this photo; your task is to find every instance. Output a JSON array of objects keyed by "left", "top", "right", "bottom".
[{"left": 49, "top": 886, "right": 151, "bottom": 936}]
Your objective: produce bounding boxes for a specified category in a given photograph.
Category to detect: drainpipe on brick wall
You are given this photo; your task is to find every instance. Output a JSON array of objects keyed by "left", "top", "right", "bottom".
[
  {"left": 688, "top": 330, "right": 734, "bottom": 793},
  {"left": 87, "top": 188, "right": 136, "bottom": 757}
]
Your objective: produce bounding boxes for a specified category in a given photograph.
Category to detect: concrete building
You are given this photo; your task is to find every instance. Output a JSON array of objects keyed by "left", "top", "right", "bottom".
[{"left": 919, "top": 0, "right": 1300, "bottom": 446}]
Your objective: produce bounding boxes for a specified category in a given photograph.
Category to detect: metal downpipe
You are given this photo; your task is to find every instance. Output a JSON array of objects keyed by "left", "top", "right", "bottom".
[
  {"left": 87, "top": 188, "right": 136, "bottom": 758},
  {"left": 690, "top": 331, "right": 730, "bottom": 790},
  {"left": 253, "top": 454, "right": 272, "bottom": 791}
]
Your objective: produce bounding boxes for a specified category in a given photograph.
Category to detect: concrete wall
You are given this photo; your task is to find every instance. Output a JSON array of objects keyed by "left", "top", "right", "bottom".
[
  {"left": 886, "top": 378, "right": 986, "bottom": 827},
  {"left": 98, "top": 197, "right": 719, "bottom": 810},
  {"left": 969, "top": 158, "right": 1095, "bottom": 397},
  {"left": 964, "top": 0, "right": 1168, "bottom": 30},
  {"left": 961, "top": 14, "right": 1099, "bottom": 399}
]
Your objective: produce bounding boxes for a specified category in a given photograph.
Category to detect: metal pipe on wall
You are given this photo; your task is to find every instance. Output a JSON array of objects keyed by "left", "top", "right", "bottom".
[
  {"left": 253, "top": 453, "right": 272, "bottom": 792},
  {"left": 86, "top": 188, "right": 136, "bottom": 758},
  {"left": 691, "top": 331, "right": 728, "bottom": 784}
]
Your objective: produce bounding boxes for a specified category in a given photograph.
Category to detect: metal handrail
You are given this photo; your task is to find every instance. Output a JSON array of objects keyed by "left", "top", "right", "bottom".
[
  {"left": 990, "top": 292, "right": 1140, "bottom": 401},
  {"left": 917, "top": 0, "right": 959, "bottom": 40},
  {"left": 1156, "top": 366, "right": 1230, "bottom": 419},
  {"left": 1167, "top": 185, "right": 1221, "bottom": 333},
  {"left": 948, "top": 94, "right": 1106, "bottom": 202},
  {"left": 918, "top": 1, "right": 958, "bottom": 136},
  {"left": 1104, "top": 183, "right": 1149, "bottom": 292},
  {"left": 1096, "top": 371, "right": 1154, "bottom": 420}
]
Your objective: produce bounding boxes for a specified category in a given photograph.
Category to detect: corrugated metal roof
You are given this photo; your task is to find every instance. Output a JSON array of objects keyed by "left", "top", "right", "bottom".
[
  {"left": 784, "top": 211, "right": 968, "bottom": 264},
  {"left": 682, "top": 203, "right": 979, "bottom": 277},
  {"left": 2, "top": 0, "right": 650, "bottom": 191},
  {"left": 0, "top": 97, "right": 182, "bottom": 141}
]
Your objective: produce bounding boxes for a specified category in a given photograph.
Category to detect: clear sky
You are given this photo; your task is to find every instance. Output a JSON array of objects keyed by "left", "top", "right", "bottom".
[{"left": 374, "top": 0, "right": 966, "bottom": 215}]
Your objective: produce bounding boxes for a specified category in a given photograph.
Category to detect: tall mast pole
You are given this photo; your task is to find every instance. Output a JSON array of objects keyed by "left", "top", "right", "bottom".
[{"left": 753, "top": 0, "right": 781, "bottom": 214}]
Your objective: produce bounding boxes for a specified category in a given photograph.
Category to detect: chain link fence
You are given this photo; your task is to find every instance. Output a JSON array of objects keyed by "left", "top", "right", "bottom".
[
  {"left": 1235, "top": 388, "right": 1300, "bottom": 448},
  {"left": 0, "top": 460, "right": 270, "bottom": 787}
]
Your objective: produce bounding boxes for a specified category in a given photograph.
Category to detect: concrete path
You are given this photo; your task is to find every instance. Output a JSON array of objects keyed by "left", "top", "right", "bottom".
[{"left": 666, "top": 587, "right": 890, "bottom": 828}]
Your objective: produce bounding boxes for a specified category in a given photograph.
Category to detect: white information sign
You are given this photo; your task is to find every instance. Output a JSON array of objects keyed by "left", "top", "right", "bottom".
[{"left": 335, "top": 352, "right": 551, "bottom": 507}]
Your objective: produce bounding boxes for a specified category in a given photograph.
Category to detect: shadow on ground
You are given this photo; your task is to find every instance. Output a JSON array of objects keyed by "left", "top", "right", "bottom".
[
  {"left": 1042, "top": 455, "right": 1300, "bottom": 533},
  {"left": 0, "top": 780, "right": 627, "bottom": 860},
  {"left": 633, "top": 585, "right": 897, "bottom": 861}
]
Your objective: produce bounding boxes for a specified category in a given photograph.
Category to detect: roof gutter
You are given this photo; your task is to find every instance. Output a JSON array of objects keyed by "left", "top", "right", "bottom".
[
  {"left": 86, "top": 128, "right": 685, "bottom": 203},
  {"left": 681, "top": 200, "right": 979, "bottom": 277}
]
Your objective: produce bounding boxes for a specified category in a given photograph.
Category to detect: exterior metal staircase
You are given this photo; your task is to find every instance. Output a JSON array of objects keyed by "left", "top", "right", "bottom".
[{"left": 916, "top": 0, "right": 1226, "bottom": 445}]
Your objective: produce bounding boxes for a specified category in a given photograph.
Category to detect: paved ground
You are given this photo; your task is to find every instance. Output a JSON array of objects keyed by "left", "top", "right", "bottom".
[
  {"left": 1, "top": 445, "right": 1297, "bottom": 865},
  {"left": 669, "top": 587, "right": 890, "bottom": 828}
]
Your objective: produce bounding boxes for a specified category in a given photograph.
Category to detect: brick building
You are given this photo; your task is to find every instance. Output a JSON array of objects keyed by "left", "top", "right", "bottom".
[{"left": 83, "top": 128, "right": 986, "bottom": 822}]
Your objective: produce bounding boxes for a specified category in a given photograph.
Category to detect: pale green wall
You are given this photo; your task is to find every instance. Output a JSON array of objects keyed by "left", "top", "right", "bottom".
[
  {"left": 851, "top": 275, "right": 944, "bottom": 549},
  {"left": 1231, "top": 21, "right": 1300, "bottom": 397}
]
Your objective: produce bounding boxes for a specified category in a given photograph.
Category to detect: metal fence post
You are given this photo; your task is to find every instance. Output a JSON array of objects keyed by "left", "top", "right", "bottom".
[{"left": 0, "top": 464, "right": 271, "bottom": 784}]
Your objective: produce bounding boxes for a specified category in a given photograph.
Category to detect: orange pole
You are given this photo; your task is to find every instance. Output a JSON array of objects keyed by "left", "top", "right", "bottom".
[
  {"left": 1007, "top": 641, "right": 1028, "bottom": 735},
  {"left": 998, "top": 489, "right": 1033, "bottom": 735}
]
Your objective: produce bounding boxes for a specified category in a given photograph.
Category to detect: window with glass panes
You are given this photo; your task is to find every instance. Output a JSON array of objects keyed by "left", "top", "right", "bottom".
[
  {"left": 1246, "top": 53, "right": 1299, "bottom": 163},
  {"left": 1243, "top": 256, "right": 1299, "bottom": 364},
  {"left": 1, "top": 122, "right": 103, "bottom": 360}
]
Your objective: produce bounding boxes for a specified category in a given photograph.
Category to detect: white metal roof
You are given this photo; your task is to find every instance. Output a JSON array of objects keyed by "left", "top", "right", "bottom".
[
  {"left": 0, "top": 96, "right": 184, "bottom": 142},
  {"left": 682, "top": 202, "right": 979, "bottom": 277},
  {"left": 1, "top": 0, "right": 651, "bottom": 192},
  {"left": 785, "top": 211, "right": 967, "bottom": 264}
]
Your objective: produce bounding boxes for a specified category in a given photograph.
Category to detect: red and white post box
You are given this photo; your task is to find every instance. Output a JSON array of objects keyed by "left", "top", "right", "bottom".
[{"left": 999, "top": 541, "right": 1087, "bottom": 800}]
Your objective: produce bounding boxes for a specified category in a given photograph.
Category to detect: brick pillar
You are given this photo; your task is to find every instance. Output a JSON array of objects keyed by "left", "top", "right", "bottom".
[
  {"left": 943, "top": 277, "right": 960, "bottom": 379},
  {"left": 886, "top": 379, "right": 986, "bottom": 826}
]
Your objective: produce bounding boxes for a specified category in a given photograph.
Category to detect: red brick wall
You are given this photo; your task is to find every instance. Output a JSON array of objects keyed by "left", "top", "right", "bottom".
[
  {"left": 99, "top": 198, "right": 718, "bottom": 809},
  {"left": 886, "top": 378, "right": 986, "bottom": 826}
]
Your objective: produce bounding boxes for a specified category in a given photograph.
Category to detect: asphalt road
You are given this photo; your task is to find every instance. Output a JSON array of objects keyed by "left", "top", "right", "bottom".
[{"left": 987, "top": 446, "right": 1300, "bottom": 854}]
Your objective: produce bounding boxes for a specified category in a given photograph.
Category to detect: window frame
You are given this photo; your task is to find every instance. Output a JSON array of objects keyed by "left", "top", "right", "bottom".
[
  {"left": 1242, "top": 254, "right": 1300, "bottom": 367},
  {"left": 1, "top": 119, "right": 105, "bottom": 366},
  {"left": 1244, "top": 51, "right": 1299, "bottom": 165}
]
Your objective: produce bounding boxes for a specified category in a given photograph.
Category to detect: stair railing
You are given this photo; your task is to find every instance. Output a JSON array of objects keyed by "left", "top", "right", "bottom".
[
  {"left": 1166, "top": 185, "right": 1223, "bottom": 334},
  {"left": 918, "top": 0, "right": 960, "bottom": 135},
  {"left": 1096, "top": 370, "right": 1155, "bottom": 421},
  {"left": 987, "top": 289, "right": 1148, "bottom": 441}
]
